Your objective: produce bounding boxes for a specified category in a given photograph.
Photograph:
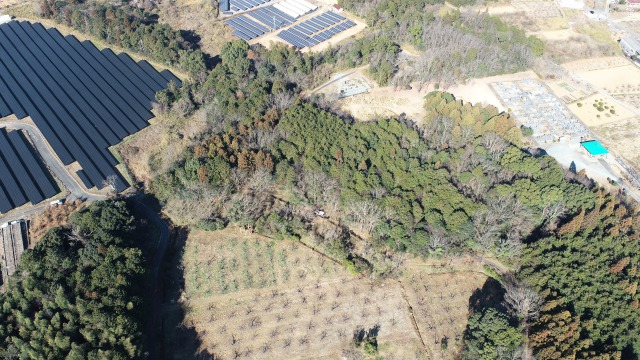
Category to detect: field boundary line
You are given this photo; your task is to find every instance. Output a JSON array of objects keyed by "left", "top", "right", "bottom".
[{"left": 396, "top": 280, "right": 428, "bottom": 352}]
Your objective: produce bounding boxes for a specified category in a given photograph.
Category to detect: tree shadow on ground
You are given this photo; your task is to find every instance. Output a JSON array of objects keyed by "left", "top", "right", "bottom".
[
  {"left": 467, "top": 277, "right": 506, "bottom": 314},
  {"left": 159, "top": 226, "right": 216, "bottom": 360}
]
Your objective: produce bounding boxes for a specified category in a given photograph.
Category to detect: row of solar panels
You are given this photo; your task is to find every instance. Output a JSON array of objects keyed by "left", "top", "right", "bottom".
[
  {"left": 228, "top": 0, "right": 270, "bottom": 12},
  {"left": 0, "top": 129, "right": 59, "bottom": 214},
  {"left": 277, "top": 14, "right": 354, "bottom": 49},
  {"left": 226, "top": 5, "right": 297, "bottom": 41},
  {"left": 289, "top": 11, "right": 346, "bottom": 34},
  {"left": 0, "top": 21, "right": 179, "bottom": 193}
]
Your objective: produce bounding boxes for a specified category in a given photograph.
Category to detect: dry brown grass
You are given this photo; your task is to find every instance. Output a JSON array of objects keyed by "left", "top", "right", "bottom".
[
  {"left": 165, "top": 228, "right": 427, "bottom": 359},
  {"left": 163, "top": 228, "right": 490, "bottom": 359},
  {"left": 28, "top": 200, "right": 84, "bottom": 242},
  {"left": 401, "top": 260, "right": 488, "bottom": 360},
  {"left": 156, "top": 0, "right": 231, "bottom": 57},
  {"left": 592, "top": 116, "right": 640, "bottom": 168},
  {"left": 117, "top": 109, "right": 208, "bottom": 186}
]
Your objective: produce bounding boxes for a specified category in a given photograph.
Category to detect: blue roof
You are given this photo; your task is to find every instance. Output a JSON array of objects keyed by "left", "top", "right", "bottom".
[{"left": 581, "top": 140, "right": 609, "bottom": 156}]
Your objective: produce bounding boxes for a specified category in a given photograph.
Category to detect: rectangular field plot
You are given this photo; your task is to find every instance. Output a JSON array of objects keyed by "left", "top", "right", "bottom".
[
  {"left": 277, "top": 11, "right": 354, "bottom": 49},
  {"left": 0, "top": 129, "right": 60, "bottom": 214},
  {"left": 164, "top": 229, "right": 425, "bottom": 359},
  {"left": 0, "top": 21, "right": 180, "bottom": 193}
]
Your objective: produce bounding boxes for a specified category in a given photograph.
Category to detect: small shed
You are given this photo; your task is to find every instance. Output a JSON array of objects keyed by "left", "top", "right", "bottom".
[
  {"left": 580, "top": 140, "right": 609, "bottom": 157},
  {"left": 220, "top": 0, "right": 230, "bottom": 12},
  {"left": 332, "top": 4, "right": 344, "bottom": 12}
]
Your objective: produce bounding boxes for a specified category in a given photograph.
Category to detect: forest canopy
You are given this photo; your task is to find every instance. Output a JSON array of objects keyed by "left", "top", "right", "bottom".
[
  {"left": 0, "top": 201, "right": 147, "bottom": 359},
  {"left": 148, "top": 39, "right": 640, "bottom": 358}
]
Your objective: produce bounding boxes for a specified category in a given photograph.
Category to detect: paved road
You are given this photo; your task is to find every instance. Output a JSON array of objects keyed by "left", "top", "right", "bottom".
[{"left": 0, "top": 121, "right": 106, "bottom": 223}]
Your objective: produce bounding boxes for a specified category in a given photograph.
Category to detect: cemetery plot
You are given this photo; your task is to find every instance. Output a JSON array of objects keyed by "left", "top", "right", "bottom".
[{"left": 491, "top": 79, "right": 591, "bottom": 143}]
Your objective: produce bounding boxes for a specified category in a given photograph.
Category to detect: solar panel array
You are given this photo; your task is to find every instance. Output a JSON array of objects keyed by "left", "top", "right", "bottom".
[
  {"left": 229, "top": 0, "right": 270, "bottom": 12},
  {"left": 277, "top": 11, "right": 355, "bottom": 49},
  {"left": 226, "top": 15, "right": 270, "bottom": 41},
  {"left": 0, "top": 21, "right": 180, "bottom": 193},
  {"left": 0, "top": 128, "right": 60, "bottom": 214}
]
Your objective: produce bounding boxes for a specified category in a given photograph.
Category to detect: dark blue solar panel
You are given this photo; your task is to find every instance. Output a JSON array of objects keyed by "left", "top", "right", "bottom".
[
  {"left": 6, "top": 130, "right": 58, "bottom": 199},
  {"left": 20, "top": 22, "right": 135, "bottom": 138},
  {"left": 77, "top": 170, "right": 92, "bottom": 189},
  {"left": 0, "top": 129, "right": 43, "bottom": 203},
  {"left": 0, "top": 146, "right": 27, "bottom": 207},
  {"left": 0, "top": 21, "right": 177, "bottom": 201},
  {"left": 232, "top": 0, "right": 249, "bottom": 10},
  {"left": 263, "top": 6, "right": 295, "bottom": 23},
  {"left": 0, "top": 94, "right": 9, "bottom": 117},
  {"left": 235, "top": 15, "right": 268, "bottom": 34},
  {"left": 233, "top": 30, "right": 253, "bottom": 41}
]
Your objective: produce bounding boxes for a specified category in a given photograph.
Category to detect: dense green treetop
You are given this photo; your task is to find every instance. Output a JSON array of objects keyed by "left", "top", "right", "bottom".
[{"left": 0, "top": 201, "right": 147, "bottom": 359}]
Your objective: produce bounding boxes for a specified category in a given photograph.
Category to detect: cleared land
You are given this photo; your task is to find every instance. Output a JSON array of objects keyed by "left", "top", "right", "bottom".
[
  {"left": 401, "top": 260, "right": 488, "bottom": 360},
  {"left": 314, "top": 68, "right": 535, "bottom": 121},
  {"left": 162, "top": 228, "right": 489, "bottom": 359},
  {"left": 592, "top": 116, "right": 640, "bottom": 168},
  {"left": 567, "top": 94, "right": 633, "bottom": 127},
  {"left": 156, "top": 0, "right": 231, "bottom": 57}
]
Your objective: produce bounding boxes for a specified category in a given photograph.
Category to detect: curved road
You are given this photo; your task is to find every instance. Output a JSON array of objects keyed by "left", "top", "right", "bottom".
[{"left": 1, "top": 121, "right": 170, "bottom": 359}]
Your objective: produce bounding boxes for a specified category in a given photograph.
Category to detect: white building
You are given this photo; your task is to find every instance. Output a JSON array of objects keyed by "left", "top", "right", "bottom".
[{"left": 620, "top": 37, "right": 640, "bottom": 58}]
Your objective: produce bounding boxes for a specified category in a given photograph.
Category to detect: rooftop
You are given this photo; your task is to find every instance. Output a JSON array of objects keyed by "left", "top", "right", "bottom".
[
  {"left": 581, "top": 140, "right": 609, "bottom": 156},
  {"left": 621, "top": 37, "right": 640, "bottom": 52}
]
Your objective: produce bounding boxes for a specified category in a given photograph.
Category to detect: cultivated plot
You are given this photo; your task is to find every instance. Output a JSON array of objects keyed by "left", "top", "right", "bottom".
[
  {"left": 402, "top": 268, "right": 488, "bottom": 360},
  {"left": 163, "top": 229, "right": 426, "bottom": 359}
]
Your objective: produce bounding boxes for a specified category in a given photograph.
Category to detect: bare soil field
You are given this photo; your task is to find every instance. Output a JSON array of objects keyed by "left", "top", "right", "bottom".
[
  {"left": 592, "top": 116, "right": 640, "bottom": 168},
  {"left": 544, "top": 79, "right": 592, "bottom": 103},
  {"left": 401, "top": 260, "right": 488, "bottom": 360},
  {"left": 162, "top": 228, "right": 489, "bottom": 360},
  {"left": 316, "top": 68, "right": 536, "bottom": 121},
  {"left": 562, "top": 55, "right": 630, "bottom": 72},
  {"left": 567, "top": 94, "right": 634, "bottom": 126},
  {"left": 573, "top": 61, "right": 640, "bottom": 98},
  {"left": 511, "top": 0, "right": 563, "bottom": 18}
]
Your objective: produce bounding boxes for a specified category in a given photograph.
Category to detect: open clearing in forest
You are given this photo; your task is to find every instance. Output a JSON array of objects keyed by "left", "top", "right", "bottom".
[
  {"left": 156, "top": 0, "right": 230, "bottom": 57},
  {"left": 314, "top": 68, "right": 536, "bottom": 121},
  {"left": 162, "top": 228, "right": 488, "bottom": 359}
]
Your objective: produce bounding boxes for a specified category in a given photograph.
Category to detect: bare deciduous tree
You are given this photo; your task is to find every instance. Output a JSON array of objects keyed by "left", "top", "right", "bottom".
[
  {"left": 503, "top": 278, "right": 544, "bottom": 326},
  {"left": 346, "top": 200, "right": 383, "bottom": 233}
]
